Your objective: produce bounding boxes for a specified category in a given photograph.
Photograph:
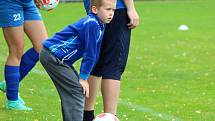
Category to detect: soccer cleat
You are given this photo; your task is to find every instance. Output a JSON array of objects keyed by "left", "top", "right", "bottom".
[
  {"left": 7, "top": 100, "right": 32, "bottom": 111},
  {"left": 0, "top": 81, "right": 6, "bottom": 92}
]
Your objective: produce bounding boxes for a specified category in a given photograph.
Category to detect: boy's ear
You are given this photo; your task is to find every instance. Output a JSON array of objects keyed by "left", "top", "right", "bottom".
[{"left": 91, "top": 6, "right": 97, "bottom": 14}]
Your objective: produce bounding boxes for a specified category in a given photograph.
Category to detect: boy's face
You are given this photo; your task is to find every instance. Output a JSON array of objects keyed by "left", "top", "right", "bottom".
[{"left": 93, "top": 0, "right": 116, "bottom": 24}]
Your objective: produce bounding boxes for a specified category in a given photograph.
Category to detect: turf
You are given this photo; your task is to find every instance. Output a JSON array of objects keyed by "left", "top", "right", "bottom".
[{"left": 0, "top": 0, "right": 215, "bottom": 120}]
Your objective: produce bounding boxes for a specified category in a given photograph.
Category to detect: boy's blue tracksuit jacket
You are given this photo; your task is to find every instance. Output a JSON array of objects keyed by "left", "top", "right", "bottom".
[{"left": 43, "top": 13, "right": 105, "bottom": 80}]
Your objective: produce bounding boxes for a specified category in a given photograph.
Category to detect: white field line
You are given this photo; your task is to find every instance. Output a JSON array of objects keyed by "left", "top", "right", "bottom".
[{"left": 120, "top": 100, "right": 182, "bottom": 121}]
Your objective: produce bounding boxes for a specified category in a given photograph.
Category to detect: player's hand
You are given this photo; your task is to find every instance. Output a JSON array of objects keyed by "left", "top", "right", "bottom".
[
  {"left": 79, "top": 79, "right": 89, "bottom": 98},
  {"left": 127, "top": 8, "right": 140, "bottom": 29},
  {"left": 34, "top": 0, "right": 42, "bottom": 9}
]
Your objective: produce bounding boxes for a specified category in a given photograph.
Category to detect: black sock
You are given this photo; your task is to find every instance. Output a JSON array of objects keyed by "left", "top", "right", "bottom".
[{"left": 83, "top": 110, "right": 95, "bottom": 121}]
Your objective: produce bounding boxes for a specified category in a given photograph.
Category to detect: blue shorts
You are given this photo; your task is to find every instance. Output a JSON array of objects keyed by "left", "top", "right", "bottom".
[
  {"left": 91, "top": 9, "right": 131, "bottom": 80},
  {"left": 0, "top": 0, "right": 42, "bottom": 27}
]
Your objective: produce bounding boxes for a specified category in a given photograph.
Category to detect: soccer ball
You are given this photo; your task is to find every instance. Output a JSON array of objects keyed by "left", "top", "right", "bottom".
[
  {"left": 93, "top": 113, "right": 119, "bottom": 121},
  {"left": 35, "top": 0, "right": 59, "bottom": 11}
]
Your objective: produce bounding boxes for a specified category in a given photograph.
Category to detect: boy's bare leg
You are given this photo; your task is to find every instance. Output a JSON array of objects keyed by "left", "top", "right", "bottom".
[
  {"left": 83, "top": 76, "right": 101, "bottom": 121},
  {"left": 84, "top": 76, "right": 101, "bottom": 110}
]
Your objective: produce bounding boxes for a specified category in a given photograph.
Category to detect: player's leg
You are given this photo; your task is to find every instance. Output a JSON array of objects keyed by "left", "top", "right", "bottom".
[
  {"left": 0, "top": 0, "right": 33, "bottom": 110},
  {"left": 2, "top": 27, "right": 31, "bottom": 110},
  {"left": 40, "top": 47, "right": 85, "bottom": 121},
  {"left": 84, "top": 76, "right": 101, "bottom": 110},
  {"left": 18, "top": 20, "right": 48, "bottom": 81},
  {"left": 19, "top": 1, "right": 48, "bottom": 81},
  {"left": 3, "top": 27, "right": 24, "bottom": 66},
  {"left": 24, "top": 20, "right": 47, "bottom": 52},
  {"left": 101, "top": 79, "right": 120, "bottom": 114},
  {"left": 15, "top": 20, "right": 47, "bottom": 105},
  {"left": 83, "top": 76, "right": 101, "bottom": 121}
]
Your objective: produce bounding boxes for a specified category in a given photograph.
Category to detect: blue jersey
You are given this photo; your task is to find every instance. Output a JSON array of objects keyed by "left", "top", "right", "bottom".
[
  {"left": 83, "top": 0, "right": 126, "bottom": 13},
  {"left": 43, "top": 13, "right": 105, "bottom": 80}
]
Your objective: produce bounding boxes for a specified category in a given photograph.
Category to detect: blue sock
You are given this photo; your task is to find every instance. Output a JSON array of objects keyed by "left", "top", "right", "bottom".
[
  {"left": 19, "top": 48, "right": 39, "bottom": 81},
  {"left": 5, "top": 65, "right": 20, "bottom": 101}
]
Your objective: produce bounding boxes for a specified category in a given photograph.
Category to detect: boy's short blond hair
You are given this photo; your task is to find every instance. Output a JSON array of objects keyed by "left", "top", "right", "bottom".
[{"left": 90, "top": 0, "right": 103, "bottom": 10}]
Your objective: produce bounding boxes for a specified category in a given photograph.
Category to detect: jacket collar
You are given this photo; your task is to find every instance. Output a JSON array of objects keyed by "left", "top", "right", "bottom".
[{"left": 88, "top": 12, "right": 105, "bottom": 31}]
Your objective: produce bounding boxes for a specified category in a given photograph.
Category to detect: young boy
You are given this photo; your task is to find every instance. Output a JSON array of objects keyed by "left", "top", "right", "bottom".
[{"left": 39, "top": 0, "right": 116, "bottom": 120}]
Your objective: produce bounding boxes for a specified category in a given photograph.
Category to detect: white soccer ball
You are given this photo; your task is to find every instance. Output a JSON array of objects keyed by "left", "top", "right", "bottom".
[
  {"left": 36, "top": 0, "right": 59, "bottom": 11},
  {"left": 93, "top": 113, "right": 119, "bottom": 121}
]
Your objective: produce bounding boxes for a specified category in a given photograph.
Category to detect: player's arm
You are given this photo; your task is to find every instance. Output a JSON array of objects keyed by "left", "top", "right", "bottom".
[
  {"left": 79, "top": 21, "right": 100, "bottom": 97},
  {"left": 80, "top": 22, "right": 98, "bottom": 81},
  {"left": 34, "top": 0, "right": 42, "bottom": 9},
  {"left": 123, "top": 0, "right": 140, "bottom": 29}
]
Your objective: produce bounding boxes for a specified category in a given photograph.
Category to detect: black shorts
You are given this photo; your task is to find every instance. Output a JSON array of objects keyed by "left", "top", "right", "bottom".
[{"left": 91, "top": 8, "right": 131, "bottom": 80}]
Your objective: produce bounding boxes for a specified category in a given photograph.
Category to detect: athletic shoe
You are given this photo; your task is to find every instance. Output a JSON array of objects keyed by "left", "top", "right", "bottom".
[{"left": 7, "top": 100, "right": 32, "bottom": 111}]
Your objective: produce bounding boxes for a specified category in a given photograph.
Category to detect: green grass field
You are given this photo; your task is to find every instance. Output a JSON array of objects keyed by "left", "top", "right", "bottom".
[{"left": 1, "top": 0, "right": 215, "bottom": 120}]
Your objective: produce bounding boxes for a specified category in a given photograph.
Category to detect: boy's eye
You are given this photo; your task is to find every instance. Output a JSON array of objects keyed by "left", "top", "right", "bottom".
[{"left": 105, "top": 8, "right": 112, "bottom": 11}]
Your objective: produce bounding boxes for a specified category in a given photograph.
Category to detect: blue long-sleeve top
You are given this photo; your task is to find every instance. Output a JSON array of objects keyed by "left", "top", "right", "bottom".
[{"left": 43, "top": 13, "right": 105, "bottom": 80}]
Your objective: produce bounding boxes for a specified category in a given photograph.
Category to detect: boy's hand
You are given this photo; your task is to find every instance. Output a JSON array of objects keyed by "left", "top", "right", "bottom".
[{"left": 79, "top": 79, "right": 89, "bottom": 98}]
